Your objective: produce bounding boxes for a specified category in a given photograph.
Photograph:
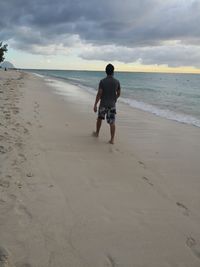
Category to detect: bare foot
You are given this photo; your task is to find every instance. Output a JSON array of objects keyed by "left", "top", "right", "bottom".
[
  {"left": 92, "top": 131, "right": 99, "bottom": 137},
  {"left": 108, "top": 140, "right": 114, "bottom": 144}
]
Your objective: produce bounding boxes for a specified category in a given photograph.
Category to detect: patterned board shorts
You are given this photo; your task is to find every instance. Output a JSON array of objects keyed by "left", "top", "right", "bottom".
[{"left": 98, "top": 106, "right": 116, "bottom": 124}]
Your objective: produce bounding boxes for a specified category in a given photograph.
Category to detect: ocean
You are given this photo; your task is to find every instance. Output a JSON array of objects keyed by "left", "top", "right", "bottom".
[{"left": 26, "top": 69, "right": 200, "bottom": 128}]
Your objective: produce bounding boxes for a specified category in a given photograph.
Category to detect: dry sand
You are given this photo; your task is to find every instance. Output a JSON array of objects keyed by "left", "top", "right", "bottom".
[{"left": 0, "top": 70, "right": 200, "bottom": 267}]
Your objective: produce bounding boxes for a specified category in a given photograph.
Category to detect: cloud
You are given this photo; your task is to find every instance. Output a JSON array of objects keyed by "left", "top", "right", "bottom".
[
  {"left": 0, "top": 0, "right": 200, "bottom": 67},
  {"left": 79, "top": 44, "right": 200, "bottom": 67}
]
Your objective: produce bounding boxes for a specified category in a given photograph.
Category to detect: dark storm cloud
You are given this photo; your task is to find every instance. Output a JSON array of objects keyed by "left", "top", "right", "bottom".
[{"left": 0, "top": 0, "right": 200, "bottom": 66}]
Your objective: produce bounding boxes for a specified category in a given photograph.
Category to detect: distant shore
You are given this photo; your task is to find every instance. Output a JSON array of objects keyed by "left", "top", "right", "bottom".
[{"left": 1, "top": 70, "right": 200, "bottom": 266}]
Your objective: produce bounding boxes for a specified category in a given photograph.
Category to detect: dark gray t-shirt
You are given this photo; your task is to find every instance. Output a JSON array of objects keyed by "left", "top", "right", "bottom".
[{"left": 99, "top": 76, "right": 121, "bottom": 108}]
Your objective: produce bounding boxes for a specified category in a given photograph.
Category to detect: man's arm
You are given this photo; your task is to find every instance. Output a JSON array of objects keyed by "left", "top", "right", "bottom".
[
  {"left": 93, "top": 88, "right": 103, "bottom": 112},
  {"left": 116, "top": 82, "right": 121, "bottom": 100},
  {"left": 116, "top": 88, "right": 120, "bottom": 99}
]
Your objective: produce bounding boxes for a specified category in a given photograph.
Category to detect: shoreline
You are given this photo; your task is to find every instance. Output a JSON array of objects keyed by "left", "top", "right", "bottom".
[
  {"left": 1, "top": 70, "right": 200, "bottom": 266},
  {"left": 28, "top": 70, "right": 200, "bottom": 129}
]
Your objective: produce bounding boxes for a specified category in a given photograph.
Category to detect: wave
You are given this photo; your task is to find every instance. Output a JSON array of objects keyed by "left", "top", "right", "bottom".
[
  {"left": 31, "top": 72, "right": 45, "bottom": 78},
  {"left": 120, "top": 97, "right": 200, "bottom": 128}
]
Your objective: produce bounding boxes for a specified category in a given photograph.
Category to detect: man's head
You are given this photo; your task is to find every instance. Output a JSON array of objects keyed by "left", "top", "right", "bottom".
[{"left": 105, "top": 64, "right": 114, "bottom": 75}]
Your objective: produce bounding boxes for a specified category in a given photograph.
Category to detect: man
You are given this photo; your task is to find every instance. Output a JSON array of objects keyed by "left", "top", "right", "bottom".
[{"left": 93, "top": 64, "right": 121, "bottom": 144}]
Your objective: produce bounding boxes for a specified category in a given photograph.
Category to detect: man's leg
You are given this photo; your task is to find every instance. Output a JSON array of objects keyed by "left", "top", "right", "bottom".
[
  {"left": 93, "top": 118, "right": 102, "bottom": 137},
  {"left": 109, "top": 123, "right": 115, "bottom": 144}
]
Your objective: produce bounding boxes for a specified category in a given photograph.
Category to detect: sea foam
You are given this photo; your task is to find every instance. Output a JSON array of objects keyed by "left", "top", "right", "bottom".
[{"left": 120, "top": 97, "right": 200, "bottom": 128}]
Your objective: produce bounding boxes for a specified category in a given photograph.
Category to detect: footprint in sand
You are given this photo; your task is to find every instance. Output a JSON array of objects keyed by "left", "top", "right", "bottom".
[
  {"left": 106, "top": 254, "right": 118, "bottom": 267},
  {"left": 109, "top": 146, "right": 123, "bottom": 154},
  {"left": 0, "top": 179, "right": 10, "bottom": 188},
  {"left": 0, "top": 246, "right": 14, "bottom": 267},
  {"left": 11, "top": 107, "right": 19, "bottom": 114},
  {"left": 18, "top": 153, "right": 27, "bottom": 161},
  {"left": 186, "top": 236, "right": 200, "bottom": 260},
  {"left": 15, "top": 123, "right": 20, "bottom": 127},
  {"left": 142, "top": 176, "right": 154, "bottom": 186},
  {"left": 34, "top": 102, "right": 40, "bottom": 112},
  {"left": 15, "top": 142, "right": 24, "bottom": 149},
  {"left": 34, "top": 101, "right": 39, "bottom": 107},
  {"left": 18, "top": 153, "right": 26, "bottom": 160},
  {"left": 0, "top": 146, "right": 7, "bottom": 154},
  {"left": 15, "top": 181, "right": 22, "bottom": 189},
  {"left": 3, "top": 111, "right": 10, "bottom": 115},
  {"left": 176, "top": 202, "right": 189, "bottom": 216},
  {"left": 26, "top": 172, "right": 34, "bottom": 178},
  {"left": 0, "top": 199, "right": 6, "bottom": 205},
  {"left": 23, "top": 127, "right": 29, "bottom": 134},
  {"left": 5, "top": 116, "right": 11, "bottom": 120},
  {"left": 138, "top": 161, "right": 146, "bottom": 168},
  {"left": 17, "top": 204, "right": 32, "bottom": 220}
]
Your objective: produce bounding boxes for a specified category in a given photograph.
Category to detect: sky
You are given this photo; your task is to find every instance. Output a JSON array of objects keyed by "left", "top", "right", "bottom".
[{"left": 1, "top": 0, "right": 200, "bottom": 73}]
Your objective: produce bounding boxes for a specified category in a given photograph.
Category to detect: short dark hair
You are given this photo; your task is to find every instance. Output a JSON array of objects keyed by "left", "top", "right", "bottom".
[{"left": 105, "top": 64, "right": 114, "bottom": 75}]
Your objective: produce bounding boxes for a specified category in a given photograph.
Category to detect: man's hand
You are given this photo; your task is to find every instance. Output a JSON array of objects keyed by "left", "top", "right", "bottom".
[
  {"left": 93, "top": 105, "right": 97, "bottom": 113},
  {"left": 94, "top": 88, "right": 102, "bottom": 113}
]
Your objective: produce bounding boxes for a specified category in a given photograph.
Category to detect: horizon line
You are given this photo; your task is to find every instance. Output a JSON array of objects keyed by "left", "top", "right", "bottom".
[{"left": 20, "top": 67, "right": 200, "bottom": 75}]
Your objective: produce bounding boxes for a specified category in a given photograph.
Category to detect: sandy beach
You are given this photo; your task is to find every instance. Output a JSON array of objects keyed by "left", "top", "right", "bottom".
[{"left": 1, "top": 69, "right": 200, "bottom": 267}]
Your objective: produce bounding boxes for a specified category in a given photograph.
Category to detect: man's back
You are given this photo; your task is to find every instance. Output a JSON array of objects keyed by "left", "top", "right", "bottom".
[
  {"left": 99, "top": 76, "right": 120, "bottom": 108},
  {"left": 93, "top": 63, "right": 121, "bottom": 144}
]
